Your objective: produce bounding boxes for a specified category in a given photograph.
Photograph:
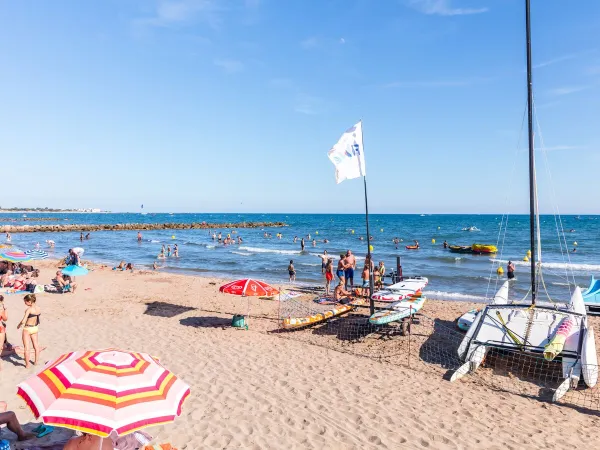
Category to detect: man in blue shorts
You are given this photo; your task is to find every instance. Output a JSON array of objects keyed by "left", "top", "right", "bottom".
[{"left": 344, "top": 250, "right": 356, "bottom": 290}]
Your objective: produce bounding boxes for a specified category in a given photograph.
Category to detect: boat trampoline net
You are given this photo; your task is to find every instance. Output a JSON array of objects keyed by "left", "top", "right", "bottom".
[{"left": 273, "top": 296, "right": 600, "bottom": 414}]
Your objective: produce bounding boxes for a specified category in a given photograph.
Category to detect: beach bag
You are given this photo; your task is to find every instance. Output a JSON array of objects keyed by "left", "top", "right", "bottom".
[{"left": 232, "top": 315, "right": 247, "bottom": 329}]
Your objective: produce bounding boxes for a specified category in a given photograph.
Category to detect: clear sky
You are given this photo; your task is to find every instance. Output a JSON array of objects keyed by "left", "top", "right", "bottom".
[{"left": 0, "top": 0, "right": 598, "bottom": 214}]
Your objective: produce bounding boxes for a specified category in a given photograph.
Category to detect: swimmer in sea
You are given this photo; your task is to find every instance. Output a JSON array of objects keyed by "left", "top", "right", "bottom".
[
  {"left": 300, "top": 238, "right": 305, "bottom": 252},
  {"left": 153, "top": 261, "right": 158, "bottom": 270},
  {"left": 288, "top": 260, "right": 296, "bottom": 282},
  {"left": 312, "top": 239, "right": 317, "bottom": 247},
  {"left": 294, "top": 236, "right": 298, "bottom": 243},
  {"left": 137, "top": 232, "right": 142, "bottom": 242},
  {"left": 158, "top": 248, "right": 165, "bottom": 259},
  {"left": 173, "top": 244, "right": 178, "bottom": 257},
  {"left": 167, "top": 245, "right": 171, "bottom": 257}
]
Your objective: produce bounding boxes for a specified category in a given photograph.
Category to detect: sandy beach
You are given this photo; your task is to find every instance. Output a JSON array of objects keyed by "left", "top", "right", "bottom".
[{"left": 2, "top": 260, "right": 600, "bottom": 449}]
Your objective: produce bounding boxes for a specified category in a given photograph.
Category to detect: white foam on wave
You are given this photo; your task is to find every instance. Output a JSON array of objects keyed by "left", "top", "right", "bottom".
[
  {"left": 300, "top": 263, "right": 320, "bottom": 267},
  {"left": 492, "top": 258, "right": 600, "bottom": 272},
  {"left": 231, "top": 251, "right": 254, "bottom": 256},
  {"left": 424, "top": 290, "right": 488, "bottom": 302},
  {"left": 239, "top": 246, "right": 300, "bottom": 255}
]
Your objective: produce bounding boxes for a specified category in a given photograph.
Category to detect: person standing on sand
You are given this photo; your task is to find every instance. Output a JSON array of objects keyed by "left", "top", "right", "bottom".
[
  {"left": 0, "top": 295, "right": 7, "bottom": 369},
  {"left": 336, "top": 254, "right": 347, "bottom": 281},
  {"left": 288, "top": 260, "right": 296, "bottom": 282},
  {"left": 507, "top": 261, "right": 515, "bottom": 280},
  {"left": 17, "top": 294, "right": 41, "bottom": 369},
  {"left": 344, "top": 250, "right": 356, "bottom": 290},
  {"left": 300, "top": 238, "right": 305, "bottom": 252},
  {"left": 137, "top": 231, "right": 142, "bottom": 242},
  {"left": 324, "top": 259, "right": 334, "bottom": 296}
]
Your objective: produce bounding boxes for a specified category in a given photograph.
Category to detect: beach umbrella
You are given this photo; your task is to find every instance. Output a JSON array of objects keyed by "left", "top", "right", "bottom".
[
  {"left": 25, "top": 249, "right": 49, "bottom": 260},
  {"left": 219, "top": 278, "right": 279, "bottom": 297},
  {"left": 0, "top": 250, "right": 32, "bottom": 263},
  {"left": 61, "top": 265, "right": 89, "bottom": 276},
  {"left": 16, "top": 348, "right": 190, "bottom": 437}
]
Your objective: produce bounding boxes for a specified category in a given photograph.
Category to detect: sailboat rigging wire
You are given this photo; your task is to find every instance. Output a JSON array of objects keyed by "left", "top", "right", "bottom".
[
  {"left": 484, "top": 105, "right": 528, "bottom": 302},
  {"left": 532, "top": 102, "right": 577, "bottom": 293}
]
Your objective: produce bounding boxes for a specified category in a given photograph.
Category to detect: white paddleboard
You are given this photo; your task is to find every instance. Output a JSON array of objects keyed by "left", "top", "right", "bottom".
[{"left": 371, "top": 277, "right": 428, "bottom": 302}]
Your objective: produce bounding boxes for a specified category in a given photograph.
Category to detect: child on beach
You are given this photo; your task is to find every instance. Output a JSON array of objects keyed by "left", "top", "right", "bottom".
[
  {"left": 324, "top": 259, "right": 334, "bottom": 296},
  {"left": 17, "top": 294, "right": 41, "bottom": 369},
  {"left": 361, "top": 266, "right": 370, "bottom": 297},
  {"left": 288, "top": 260, "right": 296, "bottom": 282}
]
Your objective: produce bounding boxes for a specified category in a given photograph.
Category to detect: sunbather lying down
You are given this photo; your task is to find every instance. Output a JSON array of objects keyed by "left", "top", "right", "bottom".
[
  {"left": 0, "top": 401, "right": 35, "bottom": 441},
  {"left": 63, "top": 434, "right": 113, "bottom": 450}
]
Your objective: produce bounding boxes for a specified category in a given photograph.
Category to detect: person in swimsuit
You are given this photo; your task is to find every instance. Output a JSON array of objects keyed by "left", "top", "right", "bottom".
[
  {"left": 17, "top": 294, "right": 41, "bottom": 368},
  {"left": 64, "top": 433, "right": 113, "bottom": 450},
  {"left": 0, "top": 295, "right": 7, "bottom": 369},
  {"left": 344, "top": 250, "right": 356, "bottom": 290},
  {"left": 361, "top": 265, "right": 370, "bottom": 297},
  {"left": 333, "top": 279, "right": 353, "bottom": 304},
  {"left": 0, "top": 403, "right": 35, "bottom": 442},
  {"left": 137, "top": 231, "right": 142, "bottom": 242},
  {"left": 507, "top": 261, "right": 515, "bottom": 280},
  {"left": 173, "top": 244, "right": 179, "bottom": 257},
  {"left": 300, "top": 238, "right": 305, "bottom": 252},
  {"left": 167, "top": 245, "right": 172, "bottom": 257},
  {"left": 324, "top": 259, "right": 334, "bottom": 296},
  {"left": 376, "top": 261, "right": 386, "bottom": 289},
  {"left": 288, "top": 260, "right": 296, "bottom": 282},
  {"left": 336, "top": 254, "right": 347, "bottom": 281},
  {"left": 319, "top": 250, "right": 329, "bottom": 274}
]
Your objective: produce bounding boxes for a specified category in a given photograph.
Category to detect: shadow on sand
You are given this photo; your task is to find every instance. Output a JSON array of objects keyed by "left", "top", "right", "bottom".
[
  {"left": 144, "top": 301, "right": 196, "bottom": 318},
  {"left": 179, "top": 316, "right": 232, "bottom": 329}
]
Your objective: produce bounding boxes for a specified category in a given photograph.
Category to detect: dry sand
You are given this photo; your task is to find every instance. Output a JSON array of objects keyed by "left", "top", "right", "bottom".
[{"left": 2, "top": 260, "right": 600, "bottom": 449}]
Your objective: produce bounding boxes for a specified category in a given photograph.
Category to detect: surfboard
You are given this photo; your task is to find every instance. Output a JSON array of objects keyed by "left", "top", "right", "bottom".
[
  {"left": 369, "top": 296, "right": 426, "bottom": 325},
  {"left": 371, "top": 277, "right": 428, "bottom": 302}
]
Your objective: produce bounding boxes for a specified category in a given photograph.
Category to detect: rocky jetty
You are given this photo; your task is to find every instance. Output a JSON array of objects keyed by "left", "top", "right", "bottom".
[{"left": 0, "top": 222, "right": 287, "bottom": 233}]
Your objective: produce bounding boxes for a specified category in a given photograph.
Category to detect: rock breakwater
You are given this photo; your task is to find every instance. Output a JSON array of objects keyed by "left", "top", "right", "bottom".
[{"left": 0, "top": 222, "right": 287, "bottom": 233}]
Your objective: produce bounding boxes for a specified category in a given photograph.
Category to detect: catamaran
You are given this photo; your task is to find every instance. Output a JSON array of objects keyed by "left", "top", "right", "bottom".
[{"left": 452, "top": 0, "right": 598, "bottom": 401}]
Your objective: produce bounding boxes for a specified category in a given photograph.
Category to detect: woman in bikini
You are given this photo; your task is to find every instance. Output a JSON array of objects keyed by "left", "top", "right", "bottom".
[
  {"left": 17, "top": 294, "right": 41, "bottom": 369},
  {"left": 0, "top": 295, "right": 8, "bottom": 367}
]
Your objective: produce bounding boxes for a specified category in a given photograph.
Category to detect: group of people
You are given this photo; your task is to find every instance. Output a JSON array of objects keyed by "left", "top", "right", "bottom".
[
  {"left": 158, "top": 244, "right": 179, "bottom": 259},
  {"left": 211, "top": 231, "right": 243, "bottom": 246}
]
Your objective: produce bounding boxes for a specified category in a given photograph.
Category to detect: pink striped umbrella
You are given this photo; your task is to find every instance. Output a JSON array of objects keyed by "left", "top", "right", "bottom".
[{"left": 17, "top": 349, "right": 190, "bottom": 437}]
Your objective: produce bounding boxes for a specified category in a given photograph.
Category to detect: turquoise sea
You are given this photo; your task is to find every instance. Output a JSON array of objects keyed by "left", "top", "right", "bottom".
[{"left": 1, "top": 213, "right": 598, "bottom": 302}]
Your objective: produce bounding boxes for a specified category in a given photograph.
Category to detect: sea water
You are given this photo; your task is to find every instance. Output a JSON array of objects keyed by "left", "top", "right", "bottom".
[{"left": 1, "top": 213, "right": 598, "bottom": 302}]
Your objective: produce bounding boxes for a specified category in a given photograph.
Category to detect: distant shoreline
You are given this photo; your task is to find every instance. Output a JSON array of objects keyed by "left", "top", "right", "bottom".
[{"left": 0, "top": 210, "right": 109, "bottom": 214}]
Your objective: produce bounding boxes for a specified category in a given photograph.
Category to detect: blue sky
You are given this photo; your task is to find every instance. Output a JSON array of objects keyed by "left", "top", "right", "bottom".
[{"left": 0, "top": 0, "right": 598, "bottom": 213}]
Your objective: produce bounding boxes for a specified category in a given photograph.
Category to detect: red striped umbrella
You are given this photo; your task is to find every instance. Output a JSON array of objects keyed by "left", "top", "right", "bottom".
[
  {"left": 219, "top": 279, "right": 279, "bottom": 297},
  {"left": 16, "top": 349, "right": 190, "bottom": 437}
]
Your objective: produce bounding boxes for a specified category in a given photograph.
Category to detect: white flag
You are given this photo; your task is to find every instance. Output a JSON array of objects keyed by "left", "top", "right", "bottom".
[{"left": 327, "top": 121, "right": 365, "bottom": 184}]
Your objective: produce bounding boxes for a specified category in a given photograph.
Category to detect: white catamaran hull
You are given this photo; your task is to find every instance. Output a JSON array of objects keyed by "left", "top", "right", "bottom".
[{"left": 453, "top": 287, "right": 593, "bottom": 401}]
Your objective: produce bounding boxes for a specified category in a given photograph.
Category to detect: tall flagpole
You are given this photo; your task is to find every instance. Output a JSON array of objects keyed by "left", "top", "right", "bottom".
[{"left": 360, "top": 120, "right": 375, "bottom": 316}]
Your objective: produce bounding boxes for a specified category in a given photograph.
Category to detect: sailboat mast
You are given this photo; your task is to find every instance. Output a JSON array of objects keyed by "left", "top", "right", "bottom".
[{"left": 525, "top": 0, "right": 537, "bottom": 305}]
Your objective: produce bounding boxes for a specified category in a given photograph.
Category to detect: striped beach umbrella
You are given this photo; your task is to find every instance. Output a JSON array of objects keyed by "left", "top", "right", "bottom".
[
  {"left": 219, "top": 278, "right": 279, "bottom": 297},
  {"left": 25, "top": 249, "right": 49, "bottom": 260},
  {"left": 0, "top": 250, "right": 31, "bottom": 262},
  {"left": 17, "top": 349, "right": 190, "bottom": 437}
]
